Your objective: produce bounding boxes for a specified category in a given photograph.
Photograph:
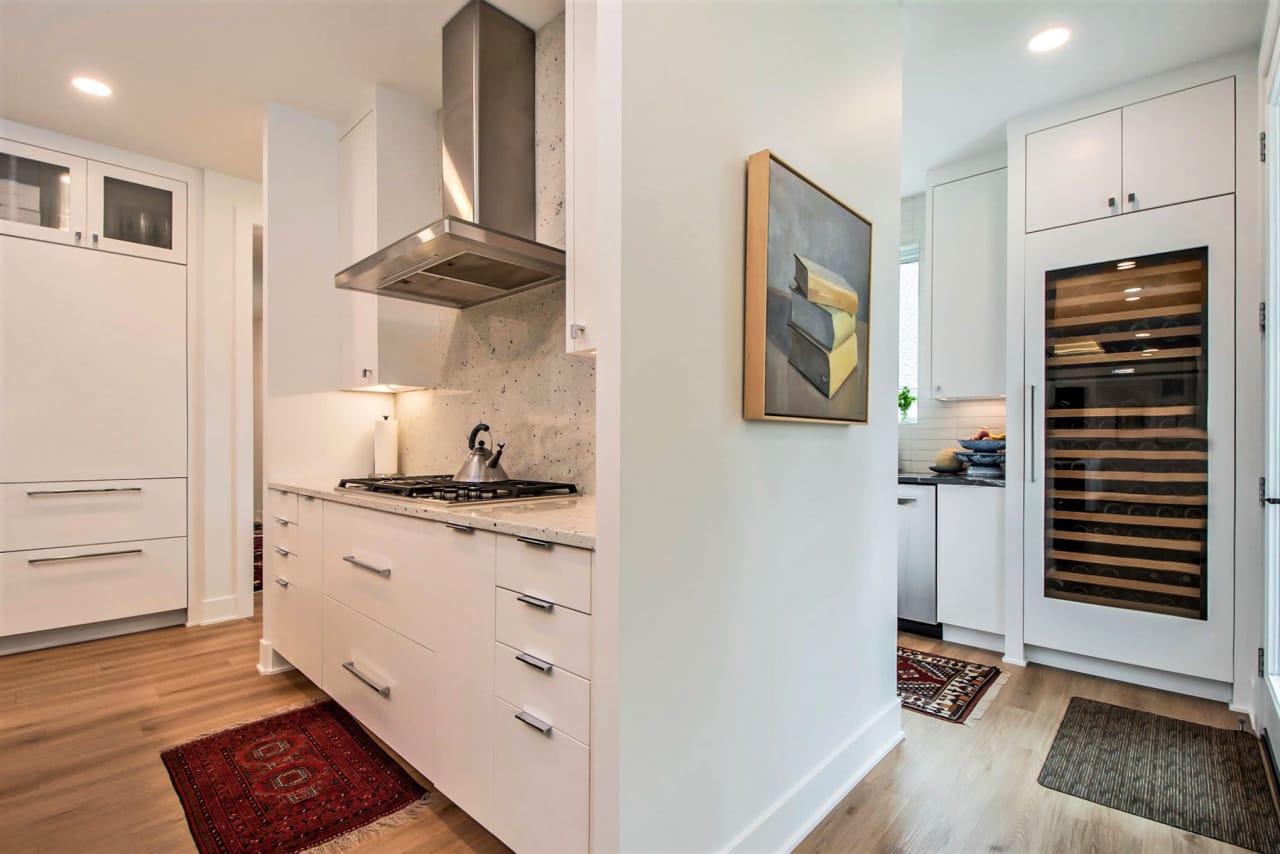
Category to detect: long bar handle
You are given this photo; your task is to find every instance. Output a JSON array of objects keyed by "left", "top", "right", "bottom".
[
  {"left": 27, "top": 487, "right": 142, "bottom": 497},
  {"left": 343, "top": 555, "right": 391, "bottom": 577},
  {"left": 517, "top": 593, "right": 554, "bottom": 611},
  {"left": 342, "top": 661, "right": 391, "bottom": 697},
  {"left": 897, "top": 497, "right": 918, "bottom": 506},
  {"left": 1029, "top": 384, "right": 1038, "bottom": 484},
  {"left": 515, "top": 710, "right": 552, "bottom": 736},
  {"left": 274, "top": 577, "right": 290, "bottom": 588},
  {"left": 516, "top": 651, "right": 554, "bottom": 673},
  {"left": 273, "top": 546, "right": 294, "bottom": 557},
  {"left": 445, "top": 522, "right": 474, "bottom": 534},
  {"left": 271, "top": 515, "right": 293, "bottom": 526},
  {"left": 29, "top": 548, "right": 142, "bottom": 566},
  {"left": 516, "top": 536, "right": 553, "bottom": 549}
]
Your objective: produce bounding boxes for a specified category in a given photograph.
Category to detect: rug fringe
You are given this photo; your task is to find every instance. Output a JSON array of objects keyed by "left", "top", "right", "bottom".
[
  {"left": 966, "top": 672, "right": 1010, "bottom": 726},
  {"left": 159, "top": 697, "right": 329, "bottom": 752},
  {"left": 300, "top": 794, "right": 434, "bottom": 853}
]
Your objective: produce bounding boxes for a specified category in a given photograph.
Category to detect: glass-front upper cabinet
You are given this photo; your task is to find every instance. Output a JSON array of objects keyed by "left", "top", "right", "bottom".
[
  {"left": 87, "top": 160, "right": 187, "bottom": 264},
  {"left": 0, "top": 138, "right": 88, "bottom": 246}
]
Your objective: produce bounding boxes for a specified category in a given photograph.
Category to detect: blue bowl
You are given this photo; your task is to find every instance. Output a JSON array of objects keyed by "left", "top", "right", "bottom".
[
  {"left": 958, "top": 439, "right": 1006, "bottom": 452},
  {"left": 954, "top": 451, "right": 1005, "bottom": 466}
]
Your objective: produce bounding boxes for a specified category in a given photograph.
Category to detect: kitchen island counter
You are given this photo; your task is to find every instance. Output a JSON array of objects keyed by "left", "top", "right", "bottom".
[{"left": 268, "top": 480, "right": 596, "bottom": 549}]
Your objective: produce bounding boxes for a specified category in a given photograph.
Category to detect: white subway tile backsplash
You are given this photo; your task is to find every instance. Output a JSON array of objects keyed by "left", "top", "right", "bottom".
[{"left": 898, "top": 398, "right": 1006, "bottom": 473}]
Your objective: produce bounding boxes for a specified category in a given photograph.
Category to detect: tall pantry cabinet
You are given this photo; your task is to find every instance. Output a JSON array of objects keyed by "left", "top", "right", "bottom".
[{"left": 0, "top": 127, "right": 191, "bottom": 652}]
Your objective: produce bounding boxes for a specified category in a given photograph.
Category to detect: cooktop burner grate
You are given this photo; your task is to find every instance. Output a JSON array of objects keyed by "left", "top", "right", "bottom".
[{"left": 336, "top": 475, "right": 578, "bottom": 503}]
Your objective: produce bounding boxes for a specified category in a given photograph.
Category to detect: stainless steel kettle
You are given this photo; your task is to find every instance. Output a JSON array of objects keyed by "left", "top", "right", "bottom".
[{"left": 454, "top": 423, "right": 510, "bottom": 483}]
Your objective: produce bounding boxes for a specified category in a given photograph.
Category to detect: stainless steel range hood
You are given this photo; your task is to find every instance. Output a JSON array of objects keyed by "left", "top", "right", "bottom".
[{"left": 335, "top": 0, "right": 565, "bottom": 309}]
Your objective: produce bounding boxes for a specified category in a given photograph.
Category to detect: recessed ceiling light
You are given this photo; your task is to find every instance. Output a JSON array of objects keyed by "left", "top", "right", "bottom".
[
  {"left": 1028, "top": 26, "right": 1071, "bottom": 53},
  {"left": 72, "top": 77, "right": 111, "bottom": 97}
]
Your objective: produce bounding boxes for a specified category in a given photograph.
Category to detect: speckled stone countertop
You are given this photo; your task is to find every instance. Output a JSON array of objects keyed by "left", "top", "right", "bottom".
[
  {"left": 268, "top": 481, "right": 595, "bottom": 549},
  {"left": 897, "top": 472, "right": 1006, "bottom": 488}
]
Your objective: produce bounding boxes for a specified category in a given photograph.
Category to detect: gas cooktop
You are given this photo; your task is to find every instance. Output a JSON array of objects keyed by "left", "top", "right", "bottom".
[{"left": 336, "top": 475, "right": 578, "bottom": 505}]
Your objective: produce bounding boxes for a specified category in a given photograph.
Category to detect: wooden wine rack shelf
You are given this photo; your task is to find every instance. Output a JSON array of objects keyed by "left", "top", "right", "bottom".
[
  {"left": 1047, "top": 303, "right": 1201, "bottom": 330},
  {"left": 1049, "top": 529, "right": 1204, "bottom": 553},
  {"left": 1049, "top": 488, "right": 1207, "bottom": 505},
  {"left": 1048, "top": 259, "right": 1203, "bottom": 290},
  {"left": 1045, "top": 405, "right": 1197, "bottom": 418},
  {"left": 1050, "top": 470, "right": 1206, "bottom": 483},
  {"left": 1047, "top": 570, "right": 1198, "bottom": 598},
  {"left": 1047, "top": 346, "right": 1202, "bottom": 367},
  {"left": 1046, "top": 448, "right": 1207, "bottom": 461},
  {"left": 1050, "top": 509, "right": 1206, "bottom": 530},
  {"left": 1049, "top": 326, "right": 1201, "bottom": 347},
  {"left": 1048, "top": 548, "right": 1201, "bottom": 574},
  {"left": 1046, "top": 428, "right": 1207, "bottom": 439}
]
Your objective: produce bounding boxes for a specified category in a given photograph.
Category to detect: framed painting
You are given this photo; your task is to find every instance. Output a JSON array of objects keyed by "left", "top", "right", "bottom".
[{"left": 744, "top": 150, "right": 873, "bottom": 424}]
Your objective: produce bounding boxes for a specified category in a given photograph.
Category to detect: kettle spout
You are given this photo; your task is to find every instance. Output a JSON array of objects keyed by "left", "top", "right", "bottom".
[{"left": 488, "top": 443, "right": 506, "bottom": 469}]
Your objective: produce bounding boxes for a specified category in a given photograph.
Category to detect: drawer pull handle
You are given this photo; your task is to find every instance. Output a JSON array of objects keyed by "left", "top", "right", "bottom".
[
  {"left": 445, "top": 522, "right": 474, "bottom": 534},
  {"left": 343, "top": 555, "right": 391, "bottom": 577},
  {"left": 897, "top": 497, "right": 918, "bottom": 506},
  {"left": 272, "top": 515, "right": 292, "bottom": 526},
  {"left": 515, "top": 710, "right": 552, "bottom": 736},
  {"left": 516, "top": 652, "right": 553, "bottom": 673},
  {"left": 516, "top": 536, "right": 553, "bottom": 549},
  {"left": 516, "top": 593, "right": 554, "bottom": 611},
  {"left": 342, "top": 661, "right": 391, "bottom": 698},
  {"left": 274, "top": 577, "right": 290, "bottom": 588},
  {"left": 28, "top": 548, "right": 142, "bottom": 566},
  {"left": 27, "top": 487, "right": 142, "bottom": 497},
  {"left": 274, "top": 546, "right": 294, "bottom": 557}
]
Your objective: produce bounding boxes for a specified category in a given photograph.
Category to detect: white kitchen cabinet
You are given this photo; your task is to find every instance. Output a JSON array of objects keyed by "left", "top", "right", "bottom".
[
  {"left": 322, "top": 595, "right": 436, "bottom": 775},
  {"left": 87, "top": 160, "right": 187, "bottom": 264},
  {"left": 0, "top": 138, "right": 86, "bottom": 246},
  {"left": 1026, "top": 77, "right": 1236, "bottom": 233},
  {"left": 936, "top": 485, "right": 1004, "bottom": 636},
  {"left": 928, "top": 163, "right": 1007, "bottom": 399},
  {"left": 1122, "top": 78, "right": 1235, "bottom": 213},
  {"left": 0, "top": 237, "right": 186, "bottom": 483},
  {"left": 492, "top": 695, "right": 590, "bottom": 854},
  {"left": 1, "top": 536, "right": 186, "bottom": 636},
  {"left": 1025, "top": 110, "right": 1123, "bottom": 233},
  {"left": 0, "top": 478, "right": 187, "bottom": 553},
  {"left": 428, "top": 521, "right": 498, "bottom": 827},
  {"left": 565, "top": 0, "right": 598, "bottom": 355},
  {"left": 897, "top": 484, "right": 936, "bottom": 626},
  {"left": 266, "top": 491, "right": 322, "bottom": 682},
  {"left": 337, "top": 88, "right": 452, "bottom": 392}
]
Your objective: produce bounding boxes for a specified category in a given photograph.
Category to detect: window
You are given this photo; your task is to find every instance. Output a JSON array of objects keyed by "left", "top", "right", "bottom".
[{"left": 898, "top": 246, "right": 920, "bottom": 422}]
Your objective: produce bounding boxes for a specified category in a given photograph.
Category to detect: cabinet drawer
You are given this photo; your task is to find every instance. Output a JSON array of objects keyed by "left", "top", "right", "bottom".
[
  {"left": 1, "top": 536, "right": 186, "bottom": 636},
  {"left": 493, "top": 696, "right": 589, "bottom": 854},
  {"left": 495, "top": 641, "right": 590, "bottom": 746},
  {"left": 496, "top": 587, "right": 591, "bottom": 680},
  {"left": 324, "top": 502, "right": 495, "bottom": 651},
  {"left": 267, "top": 489, "right": 299, "bottom": 525},
  {"left": 266, "top": 514, "right": 300, "bottom": 556},
  {"left": 0, "top": 478, "right": 186, "bottom": 552},
  {"left": 496, "top": 534, "right": 591, "bottom": 614},
  {"left": 266, "top": 532, "right": 318, "bottom": 590},
  {"left": 267, "top": 573, "right": 321, "bottom": 684},
  {"left": 322, "top": 596, "right": 434, "bottom": 776}
]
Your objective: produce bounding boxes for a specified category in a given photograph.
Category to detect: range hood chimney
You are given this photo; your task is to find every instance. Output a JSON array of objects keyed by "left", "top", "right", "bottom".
[{"left": 335, "top": 0, "right": 565, "bottom": 309}]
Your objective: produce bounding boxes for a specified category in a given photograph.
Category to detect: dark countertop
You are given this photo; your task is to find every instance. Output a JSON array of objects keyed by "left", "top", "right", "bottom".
[{"left": 898, "top": 472, "right": 1006, "bottom": 488}]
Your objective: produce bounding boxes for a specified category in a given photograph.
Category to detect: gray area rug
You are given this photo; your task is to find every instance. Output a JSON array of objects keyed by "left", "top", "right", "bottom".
[{"left": 1039, "top": 697, "right": 1280, "bottom": 853}]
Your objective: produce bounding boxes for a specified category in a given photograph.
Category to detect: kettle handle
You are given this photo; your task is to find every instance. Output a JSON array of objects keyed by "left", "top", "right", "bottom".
[{"left": 468, "top": 423, "right": 491, "bottom": 450}]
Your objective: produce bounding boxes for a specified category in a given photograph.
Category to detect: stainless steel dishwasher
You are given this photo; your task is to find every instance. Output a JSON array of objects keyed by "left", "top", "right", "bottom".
[{"left": 897, "top": 483, "right": 939, "bottom": 636}]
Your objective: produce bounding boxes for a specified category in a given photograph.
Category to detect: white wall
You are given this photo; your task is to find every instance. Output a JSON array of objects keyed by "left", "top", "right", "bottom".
[
  {"left": 604, "top": 3, "right": 904, "bottom": 850},
  {"left": 262, "top": 102, "right": 391, "bottom": 492},
  {"left": 198, "top": 170, "right": 261, "bottom": 624}
]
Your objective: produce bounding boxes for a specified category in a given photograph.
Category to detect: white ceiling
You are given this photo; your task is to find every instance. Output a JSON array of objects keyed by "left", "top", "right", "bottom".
[
  {"left": 0, "top": 0, "right": 564, "bottom": 181},
  {"left": 903, "top": 0, "right": 1267, "bottom": 196}
]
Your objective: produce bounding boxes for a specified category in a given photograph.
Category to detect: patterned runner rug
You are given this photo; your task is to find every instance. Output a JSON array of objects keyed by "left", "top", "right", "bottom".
[
  {"left": 897, "top": 646, "right": 1002, "bottom": 724},
  {"left": 162, "top": 700, "right": 426, "bottom": 854},
  {"left": 1039, "top": 697, "right": 1280, "bottom": 854}
]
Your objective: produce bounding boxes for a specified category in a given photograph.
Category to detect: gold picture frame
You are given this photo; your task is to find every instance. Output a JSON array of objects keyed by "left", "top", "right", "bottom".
[{"left": 744, "top": 150, "right": 873, "bottom": 424}]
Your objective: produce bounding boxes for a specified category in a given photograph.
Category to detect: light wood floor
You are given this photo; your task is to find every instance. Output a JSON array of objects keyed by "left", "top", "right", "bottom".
[
  {"left": 0, "top": 605, "right": 1260, "bottom": 853},
  {"left": 798, "top": 633, "right": 1255, "bottom": 854}
]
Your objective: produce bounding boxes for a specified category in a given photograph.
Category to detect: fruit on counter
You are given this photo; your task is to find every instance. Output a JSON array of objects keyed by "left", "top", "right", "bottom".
[
  {"left": 934, "top": 448, "right": 964, "bottom": 473},
  {"left": 966, "top": 428, "right": 1006, "bottom": 441}
]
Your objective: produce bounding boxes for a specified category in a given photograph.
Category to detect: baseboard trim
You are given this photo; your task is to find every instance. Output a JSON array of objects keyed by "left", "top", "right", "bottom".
[
  {"left": 256, "top": 638, "right": 294, "bottom": 675},
  {"left": 1, "top": 609, "right": 186, "bottom": 655},
  {"left": 941, "top": 624, "right": 1004, "bottom": 654},
  {"left": 200, "top": 594, "right": 249, "bottom": 626},
  {"left": 1026, "top": 644, "right": 1232, "bottom": 702},
  {"left": 723, "top": 698, "right": 903, "bottom": 853}
]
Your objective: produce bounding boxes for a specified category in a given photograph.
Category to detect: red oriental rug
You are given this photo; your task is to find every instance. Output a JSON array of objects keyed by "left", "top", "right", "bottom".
[
  {"left": 897, "top": 646, "right": 1002, "bottom": 724},
  {"left": 162, "top": 700, "right": 426, "bottom": 854}
]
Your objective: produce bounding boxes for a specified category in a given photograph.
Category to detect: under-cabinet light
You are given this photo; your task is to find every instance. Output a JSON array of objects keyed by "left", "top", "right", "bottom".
[
  {"left": 1125, "top": 296, "right": 1141, "bottom": 302},
  {"left": 1116, "top": 260, "right": 1137, "bottom": 270},
  {"left": 1124, "top": 287, "right": 1142, "bottom": 293}
]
